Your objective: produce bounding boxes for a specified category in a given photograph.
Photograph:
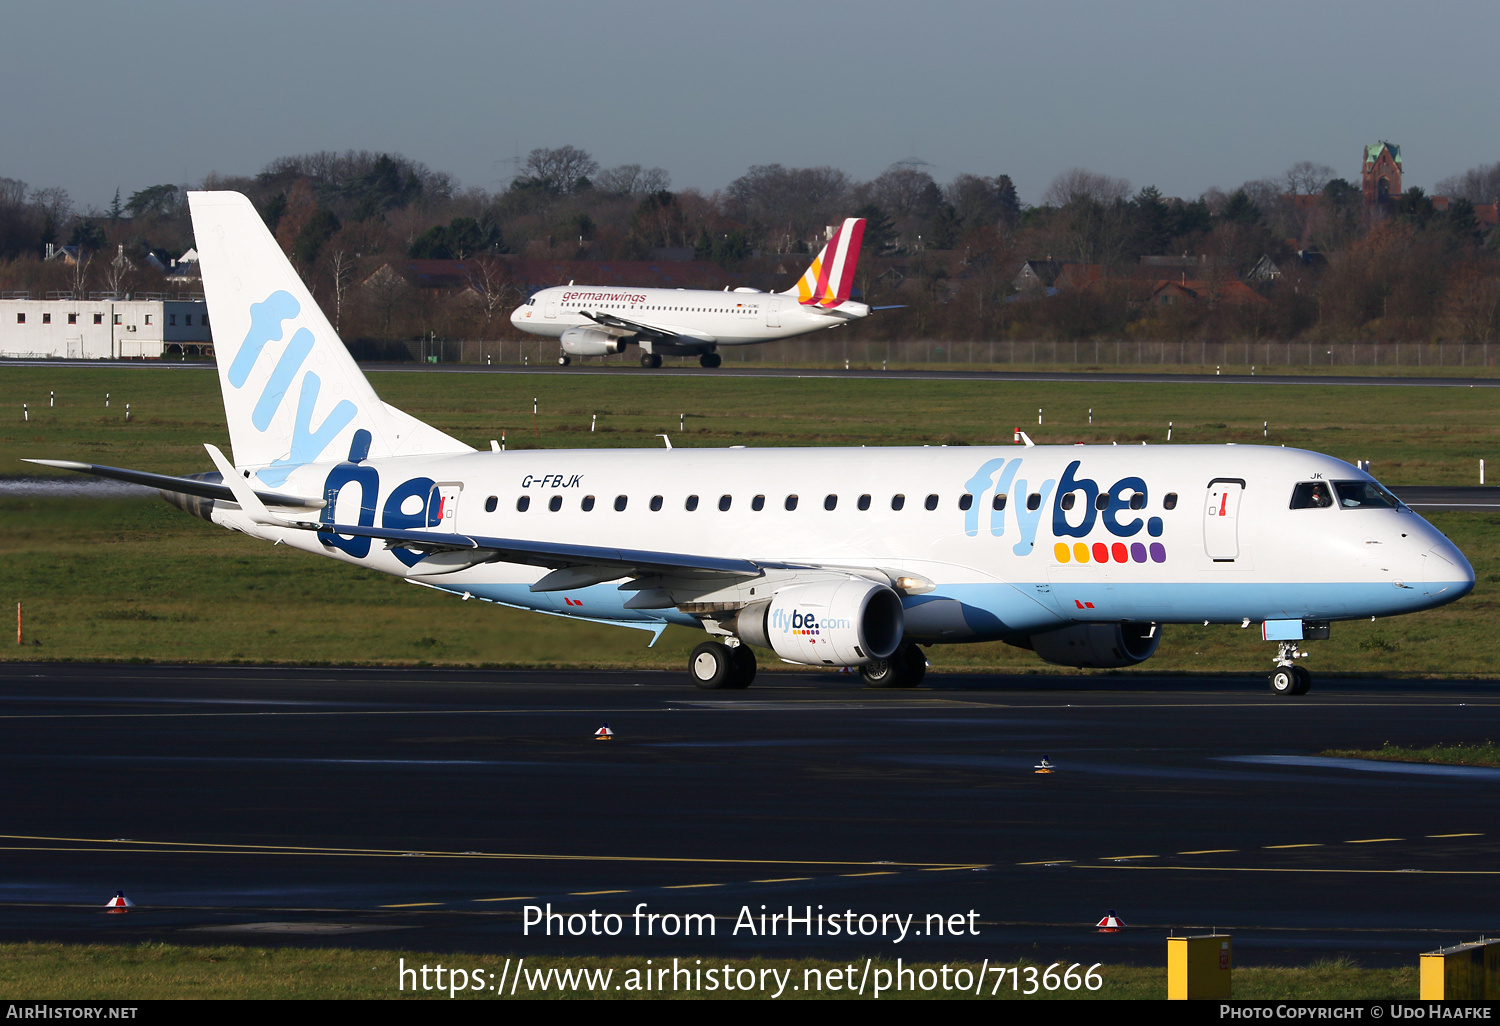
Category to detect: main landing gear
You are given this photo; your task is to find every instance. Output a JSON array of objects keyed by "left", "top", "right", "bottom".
[
  {"left": 558, "top": 354, "right": 571, "bottom": 366},
  {"left": 699, "top": 352, "right": 722, "bottom": 369},
  {"left": 1269, "top": 641, "right": 1312, "bottom": 696},
  {"left": 640, "top": 352, "right": 663, "bottom": 368},
  {"left": 689, "top": 640, "right": 755, "bottom": 690},
  {"left": 860, "top": 642, "right": 927, "bottom": 689}
]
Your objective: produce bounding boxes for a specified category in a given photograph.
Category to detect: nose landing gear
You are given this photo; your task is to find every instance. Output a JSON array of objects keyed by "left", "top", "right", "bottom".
[{"left": 1269, "top": 641, "right": 1312, "bottom": 695}]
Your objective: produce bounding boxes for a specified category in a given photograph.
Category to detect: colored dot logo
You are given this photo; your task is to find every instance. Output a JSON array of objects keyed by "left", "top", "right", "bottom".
[{"left": 1055, "top": 540, "right": 1165, "bottom": 564}]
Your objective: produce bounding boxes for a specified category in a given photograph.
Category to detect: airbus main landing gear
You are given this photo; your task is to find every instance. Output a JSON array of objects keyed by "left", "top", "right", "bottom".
[
  {"left": 558, "top": 354, "right": 571, "bottom": 366},
  {"left": 641, "top": 352, "right": 663, "bottom": 368},
  {"left": 1269, "top": 642, "right": 1312, "bottom": 695},
  {"left": 699, "top": 352, "right": 722, "bottom": 369},
  {"left": 689, "top": 640, "right": 755, "bottom": 690},
  {"left": 860, "top": 642, "right": 927, "bottom": 689}
]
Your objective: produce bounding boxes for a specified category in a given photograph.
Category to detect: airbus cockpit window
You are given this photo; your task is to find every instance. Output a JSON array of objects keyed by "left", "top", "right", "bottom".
[
  {"left": 1290, "top": 482, "right": 1334, "bottom": 509},
  {"left": 1331, "top": 480, "right": 1401, "bottom": 510}
]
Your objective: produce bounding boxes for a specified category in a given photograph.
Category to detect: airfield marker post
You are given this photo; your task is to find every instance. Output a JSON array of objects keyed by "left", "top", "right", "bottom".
[
  {"left": 22, "top": 404, "right": 27, "bottom": 422},
  {"left": 1482, "top": 460, "right": 1486, "bottom": 485}
]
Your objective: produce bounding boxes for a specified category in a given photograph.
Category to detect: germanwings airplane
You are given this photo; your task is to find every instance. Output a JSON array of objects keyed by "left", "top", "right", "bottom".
[
  {"left": 509, "top": 218, "right": 871, "bottom": 367},
  {"left": 32, "top": 193, "right": 1474, "bottom": 695}
]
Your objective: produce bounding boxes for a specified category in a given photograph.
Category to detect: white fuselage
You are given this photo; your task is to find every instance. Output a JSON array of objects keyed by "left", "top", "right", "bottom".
[
  {"left": 218, "top": 443, "right": 1473, "bottom": 644},
  {"left": 509, "top": 286, "right": 867, "bottom": 347}
]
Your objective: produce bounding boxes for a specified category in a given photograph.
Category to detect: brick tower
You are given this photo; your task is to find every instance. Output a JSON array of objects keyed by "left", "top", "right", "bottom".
[{"left": 1362, "top": 141, "right": 1402, "bottom": 216}]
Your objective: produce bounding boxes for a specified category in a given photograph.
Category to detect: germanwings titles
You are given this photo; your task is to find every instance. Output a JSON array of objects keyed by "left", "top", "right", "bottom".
[{"left": 32, "top": 192, "right": 1475, "bottom": 694}]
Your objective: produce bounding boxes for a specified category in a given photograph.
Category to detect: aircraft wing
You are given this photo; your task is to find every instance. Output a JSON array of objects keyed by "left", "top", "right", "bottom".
[
  {"left": 302, "top": 522, "right": 805, "bottom": 583},
  {"left": 24, "top": 459, "right": 326, "bottom": 509},
  {"left": 580, "top": 309, "right": 716, "bottom": 344}
]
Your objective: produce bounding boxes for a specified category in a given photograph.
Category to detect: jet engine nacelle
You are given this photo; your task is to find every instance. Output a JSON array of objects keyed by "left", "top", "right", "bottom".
[
  {"left": 1027, "top": 622, "right": 1161, "bottom": 668},
  {"left": 560, "top": 326, "right": 627, "bottom": 356},
  {"left": 735, "top": 580, "right": 903, "bottom": 666}
]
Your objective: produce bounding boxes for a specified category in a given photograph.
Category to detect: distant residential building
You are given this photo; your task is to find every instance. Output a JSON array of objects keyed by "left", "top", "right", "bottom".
[
  {"left": 0, "top": 297, "right": 212, "bottom": 359},
  {"left": 1013, "top": 259, "right": 1063, "bottom": 292}
]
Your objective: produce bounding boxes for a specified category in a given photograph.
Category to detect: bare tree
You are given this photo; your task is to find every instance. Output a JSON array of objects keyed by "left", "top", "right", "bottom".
[
  {"left": 726, "top": 164, "right": 851, "bottom": 248},
  {"left": 325, "top": 249, "right": 354, "bottom": 331},
  {"left": 1043, "top": 168, "right": 1130, "bottom": 207},
  {"left": 68, "top": 252, "right": 92, "bottom": 299},
  {"left": 1282, "top": 161, "right": 1337, "bottom": 197},
  {"left": 464, "top": 256, "right": 516, "bottom": 334},
  {"left": 518, "top": 146, "right": 599, "bottom": 193},
  {"left": 1435, "top": 161, "right": 1500, "bottom": 204},
  {"left": 595, "top": 164, "right": 671, "bottom": 196}
]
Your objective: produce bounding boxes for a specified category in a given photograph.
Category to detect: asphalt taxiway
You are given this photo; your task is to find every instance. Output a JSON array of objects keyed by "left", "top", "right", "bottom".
[{"left": 1, "top": 663, "right": 1497, "bottom": 966}]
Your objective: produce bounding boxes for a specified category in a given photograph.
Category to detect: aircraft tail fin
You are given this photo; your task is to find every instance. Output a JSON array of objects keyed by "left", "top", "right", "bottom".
[
  {"left": 187, "top": 191, "right": 472, "bottom": 488},
  {"left": 783, "top": 217, "right": 865, "bottom": 307}
]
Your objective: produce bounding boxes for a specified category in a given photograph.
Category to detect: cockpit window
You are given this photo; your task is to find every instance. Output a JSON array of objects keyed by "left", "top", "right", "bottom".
[
  {"left": 1331, "top": 480, "right": 1401, "bottom": 510},
  {"left": 1290, "top": 482, "right": 1333, "bottom": 509}
]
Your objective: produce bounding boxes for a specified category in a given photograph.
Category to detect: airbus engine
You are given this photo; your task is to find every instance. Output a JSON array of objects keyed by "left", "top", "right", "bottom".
[
  {"left": 734, "top": 580, "right": 903, "bottom": 666},
  {"left": 1025, "top": 622, "right": 1161, "bottom": 668},
  {"left": 560, "top": 326, "right": 627, "bottom": 356}
]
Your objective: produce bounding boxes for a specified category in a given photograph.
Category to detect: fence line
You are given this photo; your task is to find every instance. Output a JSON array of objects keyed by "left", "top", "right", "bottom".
[{"left": 389, "top": 337, "right": 1500, "bottom": 371}]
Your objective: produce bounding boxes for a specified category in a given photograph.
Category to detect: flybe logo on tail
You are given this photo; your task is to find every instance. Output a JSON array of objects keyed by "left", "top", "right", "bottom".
[{"left": 232, "top": 291, "right": 357, "bottom": 486}]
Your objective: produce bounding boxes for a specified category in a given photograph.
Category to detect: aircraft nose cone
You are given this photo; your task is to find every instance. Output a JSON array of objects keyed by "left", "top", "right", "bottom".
[{"left": 1421, "top": 538, "right": 1475, "bottom": 602}]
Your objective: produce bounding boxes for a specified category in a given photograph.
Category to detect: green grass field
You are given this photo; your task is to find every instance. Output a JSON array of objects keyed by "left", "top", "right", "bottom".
[
  {"left": 1320, "top": 742, "right": 1500, "bottom": 767},
  {"left": 2, "top": 365, "right": 1499, "bottom": 673},
  {"left": 0, "top": 943, "right": 1419, "bottom": 1000}
]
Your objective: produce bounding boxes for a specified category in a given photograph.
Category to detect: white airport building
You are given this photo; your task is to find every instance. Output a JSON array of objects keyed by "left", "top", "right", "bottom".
[{"left": 0, "top": 296, "right": 214, "bottom": 359}]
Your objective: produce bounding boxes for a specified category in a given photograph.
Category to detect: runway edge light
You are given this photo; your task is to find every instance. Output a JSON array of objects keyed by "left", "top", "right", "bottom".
[
  {"left": 105, "top": 891, "right": 134, "bottom": 912},
  {"left": 595, "top": 723, "right": 613, "bottom": 741},
  {"left": 1034, "top": 756, "right": 1054, "bottom": 774},
  {"left": 1096, "top": 909, "right": 1125, "bottom": 932}
]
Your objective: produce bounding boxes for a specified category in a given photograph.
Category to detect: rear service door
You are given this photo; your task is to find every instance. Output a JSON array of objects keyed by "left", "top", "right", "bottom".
[
  {"left": 1203, "top": 479, "right": 1245, "bottom": 561},
  {"left": 766, "top": 298, "right": 783, "bottom": 328}
]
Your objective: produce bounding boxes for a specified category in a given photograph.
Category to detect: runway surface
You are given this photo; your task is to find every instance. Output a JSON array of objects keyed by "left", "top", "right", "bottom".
[
  {"left": 1, "top": 663, "right": 1497, "bottom": 967},
  {"left": 6, "top": 357, "right": 1500, "bottom": 389}
]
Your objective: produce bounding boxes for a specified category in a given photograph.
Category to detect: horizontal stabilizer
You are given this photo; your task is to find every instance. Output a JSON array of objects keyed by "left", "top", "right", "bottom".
[{"left": 24, "top": 459, "right": 324, "bottom": 509}]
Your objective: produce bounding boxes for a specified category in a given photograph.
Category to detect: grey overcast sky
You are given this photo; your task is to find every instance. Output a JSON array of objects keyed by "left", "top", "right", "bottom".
[{"left": 4, "top": 0, "right": 1496, "bottom": 209}]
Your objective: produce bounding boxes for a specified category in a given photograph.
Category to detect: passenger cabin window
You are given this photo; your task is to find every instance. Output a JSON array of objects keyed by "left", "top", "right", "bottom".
[
  {"left": 516, "top": 496, "right": 530, "bottom": 512},
  {"left": 824, "top": 494, "right": 837, "bottom": 511},
  {"left": 1331, "top": 480, "right": 1399, "bottom": 510},
  {"left": 67, "top": 313, "right": 77, "bottom": 324},
  {"left": 549, "top": 495, "right": 562, "bottom": 511},
  {"left": 958, "top": 494, "right": 973, "bottom": 511},
  {"left": 1026, "top": 493, "right": 1042, "bottom": 511},
  {"left": 1095, "top": 493, "right": 1110, "bottom": 510},
  {"left": 685, "top": 495, "right": 699, "bottom": 511},
  {"left": 42, "top": 313, "right": 50, "bottom": 324},
  {"left": 924, "top": 494, "right": 939, "bottom": 511},
  {"left": 857, "top": 494, "right": 871, "bottom": 510},
  {"left": 1290, "top": 483, "right": 1333, "bottom": 509},
  {"left": 614, "top": 495, "right": 628, "bottom": 511},
  {"left": 650, "top": 495, "right": 663, "bottom": 511},
  {"left": 1060, "top": 493, "right": 1076, "bottom": 511},
  {"left": 1163, "top": 492, "right": 1178, "bottom": 510},
  {"left": 582, "top": 495, "right": 596, "bottom": 511},
  {"left": 718, "top": 494, "right": 732, "bottom": 511},
  {"left": 94, "top": 313, "right": 103, "bottom": 324},
  {"left": 751, "top": 495, "right": 765, "bottom": 511},
  {"left": 484, "top": 496, "right": 498, "bottom": 513},
  {"left": 1129, "top": 493, "right": 1146, "bottom": 510},
  {"left": 785, "top": 495, "right": 798, "bottom": 510},
  {"left": 992, "top": 493, "right": 1007, "bottom": 511},
  {"left": 891, "top": 494, "right": 905, "bottom": 510}
]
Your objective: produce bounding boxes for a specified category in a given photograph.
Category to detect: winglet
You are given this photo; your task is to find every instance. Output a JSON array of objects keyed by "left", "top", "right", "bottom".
[{"left": 204, "top": 443, "right": 301, "bottom": 527}]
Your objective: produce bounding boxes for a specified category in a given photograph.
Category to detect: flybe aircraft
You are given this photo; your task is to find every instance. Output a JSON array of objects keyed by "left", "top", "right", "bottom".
[
  {"left": 33, "top": 193, "right": 1474, "bottom": 695},
  {"left": 509, "top": 217, "right": 871, "bottom": 367}
]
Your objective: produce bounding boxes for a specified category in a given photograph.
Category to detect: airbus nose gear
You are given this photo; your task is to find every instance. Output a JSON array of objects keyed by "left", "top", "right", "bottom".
[{"left": 1269, "top": 641, "right": 1312, "bottom": 695}]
